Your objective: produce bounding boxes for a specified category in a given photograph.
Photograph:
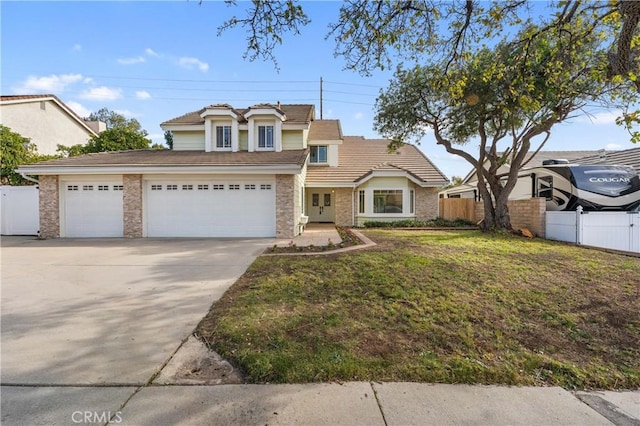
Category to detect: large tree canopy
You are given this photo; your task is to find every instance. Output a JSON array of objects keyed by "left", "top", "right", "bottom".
[
  {"left": 215, "top": 0, "right": 638, "bottom": 231},
  {"left": 58, "top": 108, "right": 151, "bottom": 157}
]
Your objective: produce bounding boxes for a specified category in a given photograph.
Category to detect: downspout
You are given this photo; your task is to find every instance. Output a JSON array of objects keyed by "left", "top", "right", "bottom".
[{"left": 20, "top": 172, "right": 39, "bottom": 185}]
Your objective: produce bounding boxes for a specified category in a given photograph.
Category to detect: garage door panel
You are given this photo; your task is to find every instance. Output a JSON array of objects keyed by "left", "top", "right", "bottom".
[
  {"left": 64, "top": 182, "right": 123, "bottom": 237},
  {"left": 145, "top": 179, "right": 275, "bottom": 237}
]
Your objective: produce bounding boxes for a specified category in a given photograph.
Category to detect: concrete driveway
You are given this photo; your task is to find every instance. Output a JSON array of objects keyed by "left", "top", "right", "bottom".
[{"left": 1, "top": 236, "right": 269, "bottom": 385}]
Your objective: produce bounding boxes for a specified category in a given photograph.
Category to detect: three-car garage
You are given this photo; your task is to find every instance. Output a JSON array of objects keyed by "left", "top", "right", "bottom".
[{"left": 59, "top": 175, "right": 277, "bottom": 238}]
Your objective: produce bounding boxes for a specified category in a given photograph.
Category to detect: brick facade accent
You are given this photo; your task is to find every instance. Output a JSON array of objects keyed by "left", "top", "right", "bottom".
[
  {"left": 475, "top": 198, "right": 546, "bottom": 237},
  {"left": 415, "top": 187, "right": 439, "bottom": 220},
  {"left": 123, "top": 174, "right": 143, "bottom": 238},
  {"left": 334, "top": 188, "right": 353, "bottom": 226},
  {"left": 38, "top": 175, "right": 60, "bottom": 239},
  {"left": 276, "top": 174, "right": 295, "bottom": 239}
]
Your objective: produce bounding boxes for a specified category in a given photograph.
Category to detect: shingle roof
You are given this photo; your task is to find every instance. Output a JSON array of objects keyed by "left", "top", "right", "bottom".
[
  {"left": 19, "top": 149, "right": 309, "bottom": 170},
  {"left": 306, "top": 137, "right": 448, "bottom": 185},
  {"left": 161, "top": 104, "right": 315, "bottom": 126},
  {"left": 1, "top": 94, "right": 98, "bottom": 136},
  {"left": 574, "top": 147, "right": 640, "bottom": 171},
  {"left": 308, "top": 120, "right": 342, "bottom": 141}
]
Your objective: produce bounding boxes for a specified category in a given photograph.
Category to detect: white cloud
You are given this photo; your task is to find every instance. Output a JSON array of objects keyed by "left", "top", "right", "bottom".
[
  {"left": 115, "top": 109, "right": 139, "bottom": 118},
  {"left": 117, "top": 56, "right": 146, "bottom": 65},
  {"left": 72, "top": 44, "right": 82, "bottom": 52},
  {"left": 353, "top": 112, "right": 364, "bottom": 120},
  {"left": 83, "top": 77, "right": 94, "bottom": 84},
  {"left": 605, "top": 143, "right": 623, "bottom": 150},
  {"left": 135, "top": 90, "right": 151, "bottom": 100},
  {"left": 178, "top": 57, "right": 209, "bottom": 72},
  {"left": 65, "top": 101, "right": 91, "bottom": 118},
  {"left": 577, "top": 110, "right": 621, "bottom": 125},
  {"left": 145, "top": 48, "right": 160, "bottom": 57},
  {"left": 79, "top": 86, "right": 123, "bottom": 101},
  {"left": 13, "top": 73, "right": 83, "bottom": 93}
]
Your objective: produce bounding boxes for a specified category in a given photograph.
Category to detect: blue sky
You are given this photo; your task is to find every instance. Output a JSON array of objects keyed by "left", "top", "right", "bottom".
[{"left": 1, "top": 1, "right": 636, "bottom": 180}]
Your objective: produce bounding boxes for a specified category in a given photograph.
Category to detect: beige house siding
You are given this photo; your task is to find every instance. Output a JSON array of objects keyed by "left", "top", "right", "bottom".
[
  {"left": 1, "top": 101, "right": 93, "bottom": 155},
  {"left": 334, "top": 188, "right": 353, "bottom": 226},
  {"left": 239, "top": 131, "right": 248, "bottom": 151},
  {"left": 172, "top": 131, "right": 205, "bottom": 151},
  {"left": 415, "top": 187, "right": 439, "bottom": 221},
  {"left": 123, "top": 174, "right": 143, "bottom": 238},
  {"left": 282, "top": 130, "right": 304, "bottom": 150},
  {"left": 39, "top": 175, "right": 60, "bottom": 238},
  {"left": 276, "top": 174, "right": 296, "bottom": 239}
]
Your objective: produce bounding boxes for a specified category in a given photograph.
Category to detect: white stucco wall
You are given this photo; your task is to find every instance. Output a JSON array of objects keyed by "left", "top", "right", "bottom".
[{"left": 0, "top": 100, "right": 94, "bottom": 155}]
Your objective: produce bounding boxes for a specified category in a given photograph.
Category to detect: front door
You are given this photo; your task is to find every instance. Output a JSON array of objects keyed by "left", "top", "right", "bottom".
[{"left": 308, "top": 191, "right": 335, "bottom": 222}]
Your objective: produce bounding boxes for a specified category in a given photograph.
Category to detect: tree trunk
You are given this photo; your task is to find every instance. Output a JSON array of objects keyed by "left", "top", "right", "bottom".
[{"left": 478, "top": 189, "right": 513, "bottom": 231}]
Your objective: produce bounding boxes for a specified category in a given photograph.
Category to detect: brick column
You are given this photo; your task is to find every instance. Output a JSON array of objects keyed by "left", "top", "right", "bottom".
[
  {"left": 123, "top": 174, "right": 143, "bottom": 238},
  {"left": 276, "top": 174, "right": 295, "bottom": 239},
  {"left": 334, "top": 188, "right": 353, "bottom": 226},
  {"left": 38, "top": 175, "right": 60, "bottom": 239},
  {"left": 415, "top": 187, "right": 439, "bottom": 220}
]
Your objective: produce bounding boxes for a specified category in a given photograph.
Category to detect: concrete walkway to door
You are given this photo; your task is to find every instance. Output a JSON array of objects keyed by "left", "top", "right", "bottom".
[{"left": 274, "top": 223, "right": 341, "bottom": 247}]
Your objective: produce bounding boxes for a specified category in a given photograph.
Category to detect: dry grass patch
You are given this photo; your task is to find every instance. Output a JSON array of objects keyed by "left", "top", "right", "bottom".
[{"left": 197, "top": 230, "right": 640, "bottom": 388}]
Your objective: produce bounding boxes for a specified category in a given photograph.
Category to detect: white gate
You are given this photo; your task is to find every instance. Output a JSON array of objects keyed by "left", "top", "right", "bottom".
[
  {"left": 546, "top": 207, "right": 640, "bottom": 253},
  {"left": 1, "top": 185, "right": 39, "bottom": 236}
]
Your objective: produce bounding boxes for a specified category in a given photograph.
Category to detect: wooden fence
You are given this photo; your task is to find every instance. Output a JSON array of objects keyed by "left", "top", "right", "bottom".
[{"left": 438, "top": 198, "right": 476, "bottom": 222}]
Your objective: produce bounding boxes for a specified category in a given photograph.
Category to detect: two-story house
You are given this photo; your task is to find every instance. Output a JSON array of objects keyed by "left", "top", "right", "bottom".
[
  {"left": 18, "top": 103, "right": 448, "bottom": 239},
  {"left": 1, "top": 94, "right": 103, "bottom": 155}
]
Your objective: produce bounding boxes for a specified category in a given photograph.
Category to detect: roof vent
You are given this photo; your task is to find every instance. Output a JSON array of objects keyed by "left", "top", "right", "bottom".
[{"left": 542, "top": 159, "right": 570, "bottom": 165}]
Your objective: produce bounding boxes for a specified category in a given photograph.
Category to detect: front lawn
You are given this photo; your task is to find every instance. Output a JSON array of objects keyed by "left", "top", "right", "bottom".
[{"left": 196, "top": 230, "right": 640, "bottom": 389}]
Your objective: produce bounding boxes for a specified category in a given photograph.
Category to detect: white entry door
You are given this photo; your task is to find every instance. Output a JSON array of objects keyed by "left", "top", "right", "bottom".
[
  {"left": 308, "top": 191, "right": 334, "bottom": 222},
  {"left": 145, "top": 177, "right": 276, "bottom": 237},
  {"left": 63, "top": 181, "right": 124, "bottom": 237}
]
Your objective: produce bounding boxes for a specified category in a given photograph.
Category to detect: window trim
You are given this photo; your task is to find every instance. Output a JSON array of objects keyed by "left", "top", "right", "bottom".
[
  {"left": 215, "top": 125, "right": 232, "bottom": 150},
  {"left": 257, "top": 125, "right": 274, "bottom": 150},
  {"left": 372, "top": 189, "right": 404, "bottom": 214},
  {"left": 310, "top": 145, "right": 328, "bottom": 164}
]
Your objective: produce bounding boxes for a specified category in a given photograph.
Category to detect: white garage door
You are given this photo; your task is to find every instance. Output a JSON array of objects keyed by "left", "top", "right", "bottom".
[
  {"left": 145, "top": 177, "right": 276, "bottom": 237},
  {"left": 63, "top": 181, "right": 124, "bottom": 237}
]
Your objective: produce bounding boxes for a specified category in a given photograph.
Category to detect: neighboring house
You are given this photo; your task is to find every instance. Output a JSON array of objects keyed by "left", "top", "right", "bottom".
[
  {"left": 18, "top": 103, "right": 448, "bottom": 239},
  {"left": 440, "top": 150, "right": 605, "bottom": 200},
  {"left": 574, "top": 147, "right": 640, "bottom": 171},
  {"left": 0, "top": 94, "right": 103, "bottom": 155}
]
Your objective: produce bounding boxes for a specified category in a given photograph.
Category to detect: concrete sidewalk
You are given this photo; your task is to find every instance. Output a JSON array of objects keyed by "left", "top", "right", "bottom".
[{"left": 2, "top": 382, "right": 638, "bottom": 425}]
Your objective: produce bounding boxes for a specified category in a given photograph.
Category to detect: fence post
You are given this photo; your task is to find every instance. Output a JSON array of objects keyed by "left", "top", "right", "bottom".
[{"left": 576, "top": 206, "right": 583, "bottom": 245}]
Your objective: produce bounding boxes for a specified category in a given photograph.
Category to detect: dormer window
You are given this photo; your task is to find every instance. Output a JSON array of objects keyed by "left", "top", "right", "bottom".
[
  {"left": 258, "top": 125, "right": 274, "bottom": 149},
  {"left": 216, "top": 125, "right": 232, "bottom": 149},
  {"left": 310, "top": 146, "right": 328, "bottom": 164}
]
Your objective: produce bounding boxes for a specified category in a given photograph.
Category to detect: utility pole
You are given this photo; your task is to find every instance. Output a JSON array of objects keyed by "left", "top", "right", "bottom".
[{"left": 320, "top": 76, "right": 323, "bottom": 119}]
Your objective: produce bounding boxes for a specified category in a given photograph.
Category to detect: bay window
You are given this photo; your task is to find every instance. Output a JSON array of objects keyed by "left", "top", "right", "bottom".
[{"left": 373, "top": 190, "right": 403, "bottom": 213}]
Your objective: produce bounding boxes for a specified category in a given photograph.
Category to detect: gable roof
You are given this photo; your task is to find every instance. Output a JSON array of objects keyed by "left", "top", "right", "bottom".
[
  {"left": 574, "top": 147, "right": 640, "bottom": 171},
  {"left": 162, "top": 104, "right": 315, "bottom": 126},
  {"left": 308, "top": 120, "right": 342, "bottom": 141},
  {"left": 18, "top": 149, "right": 309, "bottom": 174},
  {"left": 306, "top": 136, "right": 448, "bottom": 186},
  {"left": 0, "top": 94, "right": 98, "bottom": 136}
]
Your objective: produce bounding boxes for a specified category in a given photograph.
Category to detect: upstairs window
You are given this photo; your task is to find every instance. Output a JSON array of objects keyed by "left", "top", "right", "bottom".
[
  {"left": 258, "top": 125, "right": 274, "bottom": 149},
  {"left": 216, "top": 125, "right": 232, "bottom": 149},
  {"left": 310, "top": 146, "right": 328, "bottom": 164}
]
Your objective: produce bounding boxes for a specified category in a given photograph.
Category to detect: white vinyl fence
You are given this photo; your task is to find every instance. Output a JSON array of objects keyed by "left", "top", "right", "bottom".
[
  {"left": 1, "top": 186, "right": 39, "bottom": 236},
  {"left": 546, "top": 206, "right": 640, "bottom": 253}
]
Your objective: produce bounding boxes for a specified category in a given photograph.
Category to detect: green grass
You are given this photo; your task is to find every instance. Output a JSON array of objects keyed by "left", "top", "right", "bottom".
[{"left": 196, "top": 230, "right": 640, "bottom": 389}]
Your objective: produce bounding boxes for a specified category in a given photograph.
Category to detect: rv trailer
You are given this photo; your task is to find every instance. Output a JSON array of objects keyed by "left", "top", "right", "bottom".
[{"left": 516, "top": 160, "right": 640, "bottom": 211}]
